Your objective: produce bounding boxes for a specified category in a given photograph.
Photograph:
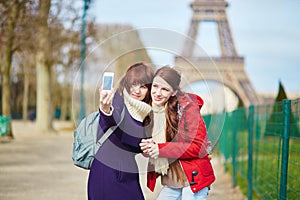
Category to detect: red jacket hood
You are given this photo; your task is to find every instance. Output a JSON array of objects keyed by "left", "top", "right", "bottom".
[{"left": 179, "top": 92, "right": 204, "bottom": 110}]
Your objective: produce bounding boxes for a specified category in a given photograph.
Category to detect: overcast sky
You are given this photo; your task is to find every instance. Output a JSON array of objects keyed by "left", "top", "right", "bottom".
[{"left": 89, "top": 0, "right": 300, "bottom": 94}]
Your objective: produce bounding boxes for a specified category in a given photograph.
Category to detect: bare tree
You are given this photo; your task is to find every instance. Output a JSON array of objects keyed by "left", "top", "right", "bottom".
[
  {"left": 35, "top": 0, "right": 53, "bottom": 132},
  {"left": 0, "top": 0, "right": 26, "bottom": 137},
  {"left": 1, "top": 0, "right": 95, "bottom": 132},
  {"left": 21, "top": 51, "right": 36, "bottom": 121},
  {"left": 35, "top": 0, "right": 93, "bottom": 126},
  {"left": 49, "top": 0, "right": 93, "bottom": 121},
  {"left": 17, "top": 1, "right": 39, "bottom": 121}
]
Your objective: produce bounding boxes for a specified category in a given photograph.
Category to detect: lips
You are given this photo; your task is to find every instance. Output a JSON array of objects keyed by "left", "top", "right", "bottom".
[
  {"left": 132, "top": 94, "right": 141, "bottom": 99},
  {"left": 153, "top": 96, "right": 162, "bottom": 101}
]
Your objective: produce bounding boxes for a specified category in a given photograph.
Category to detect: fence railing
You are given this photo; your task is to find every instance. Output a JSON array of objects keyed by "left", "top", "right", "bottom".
[{"left": 203, "top": 99, "right": 300, "bottom": 200}]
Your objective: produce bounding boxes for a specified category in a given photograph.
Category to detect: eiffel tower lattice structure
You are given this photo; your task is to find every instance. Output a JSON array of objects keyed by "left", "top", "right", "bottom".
[{"left": 174, "top": 0, "right": 261, "bottom": 107}]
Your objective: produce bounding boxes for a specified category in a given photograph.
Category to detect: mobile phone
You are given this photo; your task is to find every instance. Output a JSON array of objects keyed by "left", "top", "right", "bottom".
[{"left": 102, "top": 72, "right": 114, "bottom": 91}]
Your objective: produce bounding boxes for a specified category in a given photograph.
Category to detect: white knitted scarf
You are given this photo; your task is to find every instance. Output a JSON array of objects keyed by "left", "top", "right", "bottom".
[
  {"left": 123, "top": 89, "right": 152, "bottom": 122},
  {"left": 149, "top": 104, "right": 169, "bottom": 175}
]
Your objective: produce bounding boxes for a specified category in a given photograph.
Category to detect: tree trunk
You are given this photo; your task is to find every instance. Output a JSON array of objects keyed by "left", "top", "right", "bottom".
[
  {"left": 2, "top": 55, "right": 11, "bottom": 118},
  {"left": 22, "top": 62, "right": 30, "bottom": 121},
  {"left": 60, "top": 83, "right": 68, "bottom": 120},
  {"left": 35, "top": 0, "right": 54, "bottom": 133},
  {"left": 2, "top": 0, "right": 20, "bottom": 138}
]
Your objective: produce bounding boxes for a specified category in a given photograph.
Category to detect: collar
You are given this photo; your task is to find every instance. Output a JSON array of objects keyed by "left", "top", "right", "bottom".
[{"left": 123, "top": 89, "right": 152, "bottom": 122}]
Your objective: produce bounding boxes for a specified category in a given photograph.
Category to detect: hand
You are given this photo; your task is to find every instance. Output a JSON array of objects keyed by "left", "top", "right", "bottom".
[
  {"left": 99, "top": 87, "right": 114, "bottom": 114},
  {"left": 140, "top": 139, "right": 159, "bottom": 159},
  {"left": 140, "top": 138, "right": 153, "bottom": 153},
  {"left": 148, "top": 143, "right": 159, "bottom": 159}
]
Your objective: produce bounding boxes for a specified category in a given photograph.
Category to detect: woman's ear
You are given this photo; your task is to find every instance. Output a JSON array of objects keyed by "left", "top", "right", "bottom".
[{"left": 172, "top": 90, "right": 178, "bottom": 97}]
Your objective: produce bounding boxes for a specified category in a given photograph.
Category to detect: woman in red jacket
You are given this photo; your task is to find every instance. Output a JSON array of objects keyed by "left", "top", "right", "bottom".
[{"left": 140, "top": 66, "right": 215, "bottom": 200}]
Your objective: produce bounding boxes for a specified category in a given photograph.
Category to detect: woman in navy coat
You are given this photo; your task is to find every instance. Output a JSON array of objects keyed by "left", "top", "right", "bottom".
[{"left": 88, "top": 63, "right": 154, "bottom": 200}]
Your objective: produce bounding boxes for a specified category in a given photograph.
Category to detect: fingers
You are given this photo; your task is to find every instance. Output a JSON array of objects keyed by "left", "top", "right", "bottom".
[
  {"left": 100, "top": 89, "right": 114, "bottom": 102},
  {"left": 99, "top": 88, "right": 114, "bottom": 113},
  {"left": 140, "top": 138, "right": 154, "bottom": 151},
  {"left": 148, "top": 144, "right": 159, "bottom": 159},
  {"left": 140, "top": 141, "right": 159, "bottom": 159},
  {"left": 101, "top": 91, "right": 114, "bottom": 105},
  {"left": 140, "top": 139, "right": 149, "bottom": 143},
  {"left": 140, "top": 144, "right": 149, "bottom": 152},
  {"left": 107, "top": 89, "right": 114, "bottom": 102},
  {"left": 140, "top": 140, "right": 150, "bottom": 152},
  {"left": 140, "top": 138, "right": 153, "bottom": 144}
]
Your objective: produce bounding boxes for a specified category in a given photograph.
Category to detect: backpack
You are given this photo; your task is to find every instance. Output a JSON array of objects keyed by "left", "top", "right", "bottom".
[{"left": 72, "top": 108, "right": 125, "bottom": 170}]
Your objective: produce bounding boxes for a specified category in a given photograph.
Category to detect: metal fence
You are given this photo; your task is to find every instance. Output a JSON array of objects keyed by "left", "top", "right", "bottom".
[{"left": 203, "top": 99, "right": 300, "bottom": 200}]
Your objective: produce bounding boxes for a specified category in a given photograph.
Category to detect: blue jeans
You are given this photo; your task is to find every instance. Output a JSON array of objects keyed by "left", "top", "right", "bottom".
[{"left": 157, "top": 186, "right": 209, "bottom": 200}]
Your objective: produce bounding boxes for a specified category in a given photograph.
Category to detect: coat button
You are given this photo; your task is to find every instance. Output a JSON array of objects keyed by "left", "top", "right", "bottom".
[{"left": 193, "top": 187, "right": 196, "bottom": 191}]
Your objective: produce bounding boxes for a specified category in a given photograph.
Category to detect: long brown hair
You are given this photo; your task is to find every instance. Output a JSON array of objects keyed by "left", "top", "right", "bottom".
[
  {"left": 117, "top": 62, "right": 154, "bottom": 104},
  {"left": 154, "top": 66, "right": 181, "bottom": 141},
  {"left": 154, "top": 66, "right": 186, "bottom": 184}
]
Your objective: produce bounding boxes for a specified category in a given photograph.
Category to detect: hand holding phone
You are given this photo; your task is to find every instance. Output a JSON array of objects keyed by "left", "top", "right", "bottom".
[
  {"left": 100, "top": 72, "right": 114, "bottom": 114},
  {"left": 102, "top": 72, "right": 114, "bottom": 91}
]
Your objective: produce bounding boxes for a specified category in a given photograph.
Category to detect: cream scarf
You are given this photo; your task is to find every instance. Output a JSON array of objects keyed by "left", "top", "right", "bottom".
[
  {"left": 123, "top": 89, "right": 152, "bottom": 122},
  {"left": 149, "top": 104, "right": 169, "bottom": 175}
]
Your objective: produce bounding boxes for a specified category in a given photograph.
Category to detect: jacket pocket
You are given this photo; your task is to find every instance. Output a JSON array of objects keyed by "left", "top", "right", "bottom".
[{"left": 197, "top": 158, "right": 214, "bottom": 177}]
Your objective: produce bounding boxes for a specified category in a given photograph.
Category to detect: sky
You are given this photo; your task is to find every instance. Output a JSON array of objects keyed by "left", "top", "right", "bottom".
[{"left": 89, "top": 0, "right": 300, "bottom": 95}]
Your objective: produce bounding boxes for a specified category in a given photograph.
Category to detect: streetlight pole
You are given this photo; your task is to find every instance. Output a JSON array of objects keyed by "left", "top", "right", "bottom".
[{"left": 79, "top": 0, "right": 90, "bottom": 120}]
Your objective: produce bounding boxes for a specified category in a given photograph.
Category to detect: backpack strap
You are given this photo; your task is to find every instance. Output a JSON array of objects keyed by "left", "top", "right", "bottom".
[{"left": 97, "top": 107, "right": 125, "bottom": 147}]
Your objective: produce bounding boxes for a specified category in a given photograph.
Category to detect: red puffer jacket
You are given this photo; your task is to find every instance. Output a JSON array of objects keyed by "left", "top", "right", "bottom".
[{"left": 147, "top": 93, "right": 215, "bottom": 193}]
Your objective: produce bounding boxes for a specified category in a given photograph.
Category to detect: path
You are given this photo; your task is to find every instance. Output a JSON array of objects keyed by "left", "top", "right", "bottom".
[{"left": 0, "top": 121, "right": 246, "bottom": 200}]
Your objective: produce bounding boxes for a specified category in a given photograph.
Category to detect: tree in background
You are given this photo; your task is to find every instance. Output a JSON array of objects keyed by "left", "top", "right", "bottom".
[
  {"left": 92, "top": 24, "right": 152, "bottom": 83},
  {"left": 34, "top": 0, "right": 54, "bottom": 132},
  {"left": 265, "top": 81, "right": 299, "bottom": 137},
  {"left": 0, "top": 0, "right": 28, "bottom": 138},
  {"left": 1, "top": 0, "right": 152, "bottom": 134},
  {"left": 81, "top": 24, "right": 153, "bottom": 116},
  {"left": 34, "top": 0, "right": 86, "bottom": 131},
  {"left": 275, "top": 81, "right": 288, "bottom": 102}
]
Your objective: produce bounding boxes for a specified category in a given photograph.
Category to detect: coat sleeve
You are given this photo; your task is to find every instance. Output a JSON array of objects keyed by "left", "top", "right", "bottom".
[
  {"left": 158, "top": 102, "right": 208, "bottom": 159},
  {"left": 119, "top": 113, "right": 146, "bottom": 153},
  {"left": 122, "top": 130, "right": 145, "bottom": 153},
  {"left": 98, "top": 92, "right": 123, "bottom": 136}
]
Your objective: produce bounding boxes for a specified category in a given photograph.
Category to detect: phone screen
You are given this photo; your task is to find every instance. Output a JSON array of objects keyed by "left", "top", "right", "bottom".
[{"left": 103, "top": 75, "right": 113, "bottom": 90}]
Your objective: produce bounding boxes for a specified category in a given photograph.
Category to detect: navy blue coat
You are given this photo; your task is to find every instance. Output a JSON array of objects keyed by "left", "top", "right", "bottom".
[{"left": 88, "top": 92, "right": 146, "bottom": 200}]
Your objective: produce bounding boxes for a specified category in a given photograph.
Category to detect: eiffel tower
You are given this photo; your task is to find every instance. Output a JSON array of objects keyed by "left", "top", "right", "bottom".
[{"left": 174, "top": 0, "right": 260, "bottom": 107}]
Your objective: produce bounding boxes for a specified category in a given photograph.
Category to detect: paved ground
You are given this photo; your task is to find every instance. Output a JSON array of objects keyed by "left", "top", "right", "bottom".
[{"left": 0, "top": 121, "right": 246, "bottom": 200}]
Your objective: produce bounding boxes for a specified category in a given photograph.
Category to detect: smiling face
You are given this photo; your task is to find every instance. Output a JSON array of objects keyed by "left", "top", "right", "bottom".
[
  {"left": 129, "top": 83, "right": 149, "bottom": 101},
  {"left": 151, "top": 76, "right": 176, "bottom": 106}
]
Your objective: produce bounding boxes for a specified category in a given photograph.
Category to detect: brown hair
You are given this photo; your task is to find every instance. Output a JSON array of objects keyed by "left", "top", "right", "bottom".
[
  {"left": 117, "top": 62, "right": 154, "bottom": 104},
  {"left": 154, "top": 66, "right": 186, "bottom": 184},
  {"left": 154, "top": 66, "right": 181, "bottom": 140}
]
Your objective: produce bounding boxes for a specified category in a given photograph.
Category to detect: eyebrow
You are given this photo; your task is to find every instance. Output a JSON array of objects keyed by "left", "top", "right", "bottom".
[{"left": 153, "top": 82, "right": 173, "bottom": 90}]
